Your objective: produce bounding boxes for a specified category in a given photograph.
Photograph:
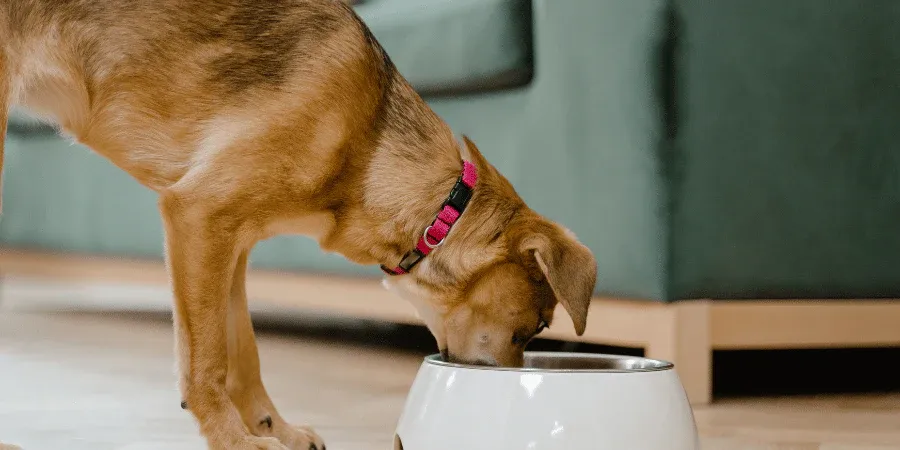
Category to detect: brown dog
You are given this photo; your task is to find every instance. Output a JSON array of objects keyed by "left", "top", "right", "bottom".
[{"left": 0, "top": 1, "right": 597, "bottom": 449}]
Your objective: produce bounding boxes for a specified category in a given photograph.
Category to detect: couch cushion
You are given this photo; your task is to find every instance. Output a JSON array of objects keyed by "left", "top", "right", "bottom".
[
  {"left": 355, "top": 0, "right": 533, "bottom": 94},
  {"left": 669, "top": 0, "right": 900, "bottom": 300}
]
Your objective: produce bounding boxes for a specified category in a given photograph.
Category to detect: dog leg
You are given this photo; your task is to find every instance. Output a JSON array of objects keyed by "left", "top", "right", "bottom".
[
  {"left": 226, "top": 251, "right": 325, "bottom": 450},
  {"left": 0, "top": 49, "right": 8, "bottom": 215},
  {"left": 159, "top": 191, "right": 287, "bottom": 450}
]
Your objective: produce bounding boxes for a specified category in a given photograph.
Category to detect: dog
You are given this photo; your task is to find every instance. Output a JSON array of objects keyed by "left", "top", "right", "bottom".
[{"left": 0, "top": 1, "right": 598, "bottom": 448}]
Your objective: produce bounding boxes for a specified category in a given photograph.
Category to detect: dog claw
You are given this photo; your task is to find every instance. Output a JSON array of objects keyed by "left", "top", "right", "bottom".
[
  {"left": 180, "top": 401, "right": 188, "bottom": 410},
  {"left": 260, "top": 415, "right": 273, "bottom": 429}
]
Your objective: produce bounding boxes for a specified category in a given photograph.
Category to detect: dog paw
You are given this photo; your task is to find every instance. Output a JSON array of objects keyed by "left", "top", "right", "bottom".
[{"left": 273, "top": 424, "right": 326, "bottom": 450}]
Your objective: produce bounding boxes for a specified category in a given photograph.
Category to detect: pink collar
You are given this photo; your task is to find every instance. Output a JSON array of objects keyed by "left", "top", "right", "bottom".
[{"left": 380, "top": 160, "right": 478, "bottom": 275}]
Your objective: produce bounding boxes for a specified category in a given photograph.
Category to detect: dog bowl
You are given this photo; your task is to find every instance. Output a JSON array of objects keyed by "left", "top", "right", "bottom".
[{"left": 394, "top": 352, "right": 699, "bottom": 450}]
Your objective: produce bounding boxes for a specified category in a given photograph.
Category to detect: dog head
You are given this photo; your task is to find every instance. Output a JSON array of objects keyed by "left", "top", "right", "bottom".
[{"left": 383, "top": 137, "right": 597, "bottom": 367}]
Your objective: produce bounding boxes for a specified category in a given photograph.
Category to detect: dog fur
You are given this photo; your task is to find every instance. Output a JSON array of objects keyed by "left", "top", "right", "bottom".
[{"left": 0, "top": 1, "right": 598, "bottom": 449}]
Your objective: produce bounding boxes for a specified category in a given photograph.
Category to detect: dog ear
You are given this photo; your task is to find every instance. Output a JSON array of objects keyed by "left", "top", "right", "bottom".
[{"left": 519, "top": 225, "right": 597, "bottom": 335}]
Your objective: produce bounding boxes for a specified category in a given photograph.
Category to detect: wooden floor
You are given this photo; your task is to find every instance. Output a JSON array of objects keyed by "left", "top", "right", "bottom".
[{"left": 1, "top": 280, "right": 899, "bottom": 450}]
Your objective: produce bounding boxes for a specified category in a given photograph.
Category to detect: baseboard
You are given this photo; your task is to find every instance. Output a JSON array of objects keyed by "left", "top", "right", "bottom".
[
  {"left": 710, "top": 299, "right": 900, "bottom": 350},
  {"left": 0, "top": 248, "right": 669, "bottom": 346}
]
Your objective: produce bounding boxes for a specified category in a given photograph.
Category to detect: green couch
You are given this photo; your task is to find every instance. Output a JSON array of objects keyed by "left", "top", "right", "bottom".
[
  {"left": 669, "top": 1, "right": 900, "bottom": 300},
  {"left": 3, "top": 0, "right": 899, "bottom": 303}
]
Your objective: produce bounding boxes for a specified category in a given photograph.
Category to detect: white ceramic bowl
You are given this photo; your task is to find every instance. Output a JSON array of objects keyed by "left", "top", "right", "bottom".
[{"left": 394, "top": 352, "right": 699, "bottom": 450}]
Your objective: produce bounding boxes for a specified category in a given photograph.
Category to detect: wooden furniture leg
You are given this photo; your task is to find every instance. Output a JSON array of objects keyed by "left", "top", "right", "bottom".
[{"left": 645, "top": 300, "right": 712, "bottom": 405}]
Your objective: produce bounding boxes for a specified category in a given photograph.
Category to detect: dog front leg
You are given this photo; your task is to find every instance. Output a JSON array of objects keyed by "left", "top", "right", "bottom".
[
  {"left": 226, "top": 251, "right": 325, "bottom": 450},
  {"left": 159, "top": 191, "right": 287, "bottom": 450},
  {"left": 0, "top": 49, "right": 8, "bottom": 214}
]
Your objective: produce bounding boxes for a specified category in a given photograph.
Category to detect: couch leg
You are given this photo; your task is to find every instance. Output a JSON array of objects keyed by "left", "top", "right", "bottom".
[{"left": 645, "top": 300, "right": 712, "bottom": 405}]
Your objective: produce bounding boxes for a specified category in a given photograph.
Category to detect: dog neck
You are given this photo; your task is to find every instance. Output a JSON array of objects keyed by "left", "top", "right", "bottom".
[
  {"left": 378, "top": 142, "right": 476, "bottom": 277},
  {"left": 314, "top": 74, "right": 500, "bottom": 287},
  {"left": 315, "top": 94, "right": 474, "bottom": 279},
  {"left": 366, "top": 132, "right": 474, "bottom": 276}
]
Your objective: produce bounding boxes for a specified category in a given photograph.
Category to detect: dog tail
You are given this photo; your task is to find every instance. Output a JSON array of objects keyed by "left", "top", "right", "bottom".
[{"left": 0, "top": 50, "right": 7, "bottom": 215}]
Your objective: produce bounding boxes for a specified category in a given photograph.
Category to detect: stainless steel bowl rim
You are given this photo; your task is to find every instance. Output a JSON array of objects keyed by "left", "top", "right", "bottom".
[{"left": 423, "top": 351, "right": 675, "bottom": 373}]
